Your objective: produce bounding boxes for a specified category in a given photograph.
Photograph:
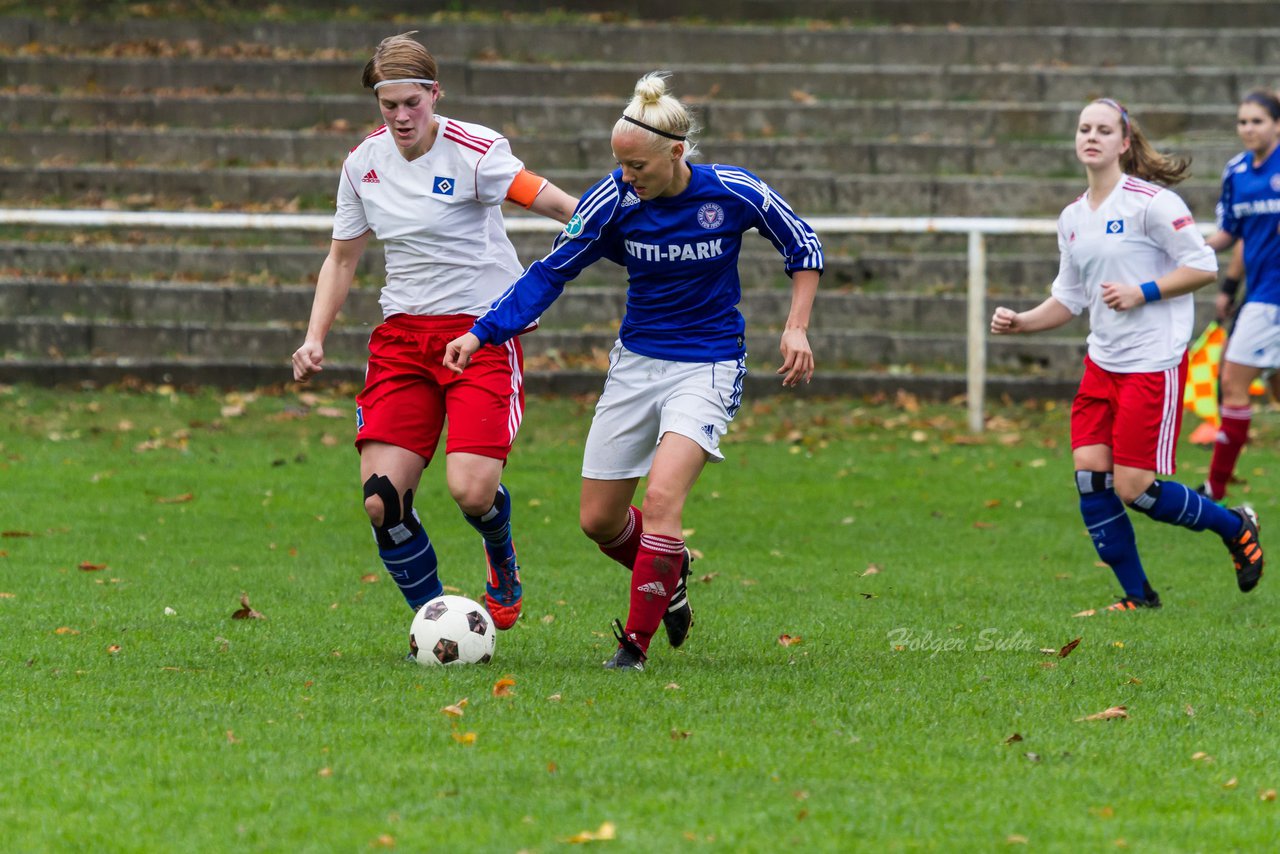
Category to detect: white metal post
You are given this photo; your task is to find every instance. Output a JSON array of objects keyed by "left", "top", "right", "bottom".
[{"left": 967, "top": 229, "right": 987, "bottom": 433}]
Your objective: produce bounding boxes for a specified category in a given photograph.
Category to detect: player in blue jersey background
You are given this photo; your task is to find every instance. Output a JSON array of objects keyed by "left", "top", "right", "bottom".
[
  {"left": 444, "top": 72, "right": 823, "bottom": 671},
  {"left": 1201, "top": 90, "right": 1280, "bottom": 503}
]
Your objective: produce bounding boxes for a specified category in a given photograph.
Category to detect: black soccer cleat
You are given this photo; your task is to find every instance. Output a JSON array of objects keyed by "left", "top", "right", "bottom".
[
  {"left": 1225, "top": 506, "right": 1263, "bottom": 592},
  {"left": 602, "top": 618, "right": 646, "bottom": 672},
  {"left": 662, "top": 548, "right": 694, "bottom": 648}
]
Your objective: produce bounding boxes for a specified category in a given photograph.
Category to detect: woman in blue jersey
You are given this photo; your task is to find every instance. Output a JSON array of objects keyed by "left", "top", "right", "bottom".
[
  {"left": 1200, "top": 90, "right": 1280, "bottom": 502},
  {"left": 444, "top": 72, "right": 822, "bottom": 671},
  {"left": 990, "top": 98, "right": 1263, "bottom": 613}
]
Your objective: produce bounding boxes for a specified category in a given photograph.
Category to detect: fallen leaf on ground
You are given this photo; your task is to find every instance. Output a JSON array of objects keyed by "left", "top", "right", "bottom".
[
  {"left": 55, "top": 626, "right": 79, "bottom": 635},
  {"left": 1004, "top": 733, "right": 1023, "bottom": 744},
  {"left": 493, "top": 677, "right": 516, "bottom": 697},
  {"left": 698, "top": 572, "right": 719, "bottom": 583},
  {"left": 360, "top": 573, "right": 379, "bottom": 583},
  {"left": 78, "top": 561, "right": 108, "bottom": 571},
  {"left": 1058, "top": 637, "right": 1082, "bottom": 658},
  {"left": 441, "top": 699, "right": 468, "bottom": 718},
  {"left": 317, "top": 767, "right": 332, "bottom": 777},
  {"left": 566, "top": 822, "right": 616, "bottom": 843},
  {"left": 2, "top": 531, "right": 33, "bottom": 538},
  {"left": 0, "top": 592, "right": 14, "bottom": 598},
  {"left": 156, "top": 493, "right": 194, "bottom": 504},
  {"left": 1072, "top": 609, "right": 1097, "bottom": 618},
  {"left": 778, "top": 634, "right": 802, "bottom": 647},
  {"left": 1261, "top": 789, "right": 1277, "bottom": 802},
  {"left": 451, "top": 731, "right": 476, "bottom": 745},
  {"left": 1191, "top": 752, "right": 1213, "bottom": 763},
  {"left": 1076, "top": 706, "right": 1128, "bottom": 722},
  {"left": 226, "top": 730, "right": 241, "bottom": 744},
  {"left": 231, "top": 593, "right": 265, "bottom": 620},
  {"left": 106, "top": 644, "right": 121, "bottom": 654},
  {"left": 861, "top": 563, "right": 881, "bottom": 576},
  {"left": 670, "top": 729, "right": 691, "bottom": 740},
  {"left": 1223, "top": 778, "right": 1238, "bottom": 789}
]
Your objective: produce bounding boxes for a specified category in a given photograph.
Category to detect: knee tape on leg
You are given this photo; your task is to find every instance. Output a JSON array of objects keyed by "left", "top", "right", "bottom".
[
  {"left": 1075, "top": 471, "right": 1114, "bottom": 495},
  {"left": 364, "top": 474, "right": 422, "bottom": 548}
]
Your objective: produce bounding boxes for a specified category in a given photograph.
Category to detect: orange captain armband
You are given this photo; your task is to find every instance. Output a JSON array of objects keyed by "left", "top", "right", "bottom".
[{"left": 506, "top": 168, "right": 547, "bottom": 209}]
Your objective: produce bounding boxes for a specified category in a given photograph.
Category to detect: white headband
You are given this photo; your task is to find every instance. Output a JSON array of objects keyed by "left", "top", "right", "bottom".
[{"left": 373, "top": 78, "right": 435, "bottom": 91}]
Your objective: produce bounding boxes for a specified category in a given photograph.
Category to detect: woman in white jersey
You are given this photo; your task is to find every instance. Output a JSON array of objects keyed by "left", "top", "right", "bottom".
[
  {"left": 991, "top": 98, "right": 1263, "bottom": 612},
  {"left": 291, "top": 33, "right": 578, "bottom": 637},
  {"left": 444, "top": 73, "right": 822, "bottom": 670}
]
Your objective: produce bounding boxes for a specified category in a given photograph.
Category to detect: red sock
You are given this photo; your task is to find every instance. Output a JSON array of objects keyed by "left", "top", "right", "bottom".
[
  {"left": 598, "top": 505, "right": 642, "bottom": 570},
  {"left": 1208, "top": 406, "right": 1251, "bottom": 500},
  {"left": 624, "top": 533, "right": 685, "bottom": 653}
]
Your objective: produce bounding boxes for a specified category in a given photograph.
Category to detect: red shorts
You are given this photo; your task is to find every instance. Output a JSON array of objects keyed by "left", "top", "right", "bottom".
[
  {"left": 355, "top": 314, "right": 525, "bottom": 464},
  {"left": 1070, "top": 353, "right": 1187, "bottom": 475}
]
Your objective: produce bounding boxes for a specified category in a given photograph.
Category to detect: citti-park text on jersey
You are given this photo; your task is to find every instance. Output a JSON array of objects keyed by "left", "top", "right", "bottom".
[{"left": 624, "top": 239, "right": 724, "bottom": 262}]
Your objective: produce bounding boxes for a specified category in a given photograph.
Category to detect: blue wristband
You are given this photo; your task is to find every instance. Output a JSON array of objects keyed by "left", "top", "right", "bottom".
[{"left": 1140, "top": 281, "right": 1162, "bottom": 303}]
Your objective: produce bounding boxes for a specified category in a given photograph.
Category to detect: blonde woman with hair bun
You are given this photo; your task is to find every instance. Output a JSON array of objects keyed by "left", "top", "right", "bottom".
[{"left": 446, "top": 72, "right": 823, "bottom": 671}]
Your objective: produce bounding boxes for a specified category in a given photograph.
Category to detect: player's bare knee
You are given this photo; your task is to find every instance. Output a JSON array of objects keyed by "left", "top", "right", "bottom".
[
  {"left": 364, "top": 493, "right": 386, "bottom": 526},
  {"left": 1114, "top": 475, "right": 1154, "bottom": 506},
  {"left": 579, "top": 507, "right": 617, "bottom": 543},
  {"left": 450, "top": 485, "right": 492, "bottom": 518}
]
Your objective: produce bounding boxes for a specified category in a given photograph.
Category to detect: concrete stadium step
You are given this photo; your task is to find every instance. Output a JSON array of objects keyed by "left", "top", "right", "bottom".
[
  {"left": 6, "top": 54, "right": 1276, "bottom": 107},
  {"left": 0, "top": 238, "right": 1063, "bottom": 293},
  {"left": 435, "top": 0, "right": 1280, "bottom": 28},
  {"left": 4, "top": 18, "right": 1279, "bottom": 68},
  {"left": 0, "top": 314, "right": 1090, "bottom": 380},
  {"left": 0, "top": 92, "right": 1235, "bottom": 141},
  {"left": 3, "top": 127, "right": 1245, "bottom": 177},
  {"left": 1, "top": 279, "right": 1091, "bottom": 334},
  {"left": 0, "top": 355, "right": 1082, "bottom": 402},
  {"left": 0, "top": 163, "right": 1224, "bottom": 218}
]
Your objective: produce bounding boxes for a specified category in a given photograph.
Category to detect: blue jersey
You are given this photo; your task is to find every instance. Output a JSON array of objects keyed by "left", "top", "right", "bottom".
[
  {"left": 471, "top": 163, "right": 823, "bottom": 361},
  {"left": 1217, "top": 145, "right": 1280, "bottom": 306}
]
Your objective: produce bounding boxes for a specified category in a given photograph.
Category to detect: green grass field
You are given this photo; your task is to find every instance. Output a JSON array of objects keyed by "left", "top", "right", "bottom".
[{"left": 2, "top": 383, "right": 1279, "bottom": 851}]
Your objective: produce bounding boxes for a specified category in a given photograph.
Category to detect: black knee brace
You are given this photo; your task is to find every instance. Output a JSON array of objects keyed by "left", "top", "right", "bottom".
[{"left": 363, "top": 474, "right": 422, "bottom": 549}]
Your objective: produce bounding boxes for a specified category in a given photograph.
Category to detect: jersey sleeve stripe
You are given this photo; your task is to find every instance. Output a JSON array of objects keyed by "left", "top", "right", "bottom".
[{"left": 716, "top": 169, "right": 824, "bottom": 270}]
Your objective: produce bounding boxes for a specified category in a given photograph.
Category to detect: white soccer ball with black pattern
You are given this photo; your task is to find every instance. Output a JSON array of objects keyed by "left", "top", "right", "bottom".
[{"left": 409, "top": 595, "right": 495, "bottom": 666}]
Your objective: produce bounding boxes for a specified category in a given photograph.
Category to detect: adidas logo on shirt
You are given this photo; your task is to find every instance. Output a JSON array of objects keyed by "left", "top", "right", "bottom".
[
  {"left": 362, "top": 169, "right": 380, "bottom": 184},
  {"left": 620, "top": 193, "right": 640, "bottom": 208}
]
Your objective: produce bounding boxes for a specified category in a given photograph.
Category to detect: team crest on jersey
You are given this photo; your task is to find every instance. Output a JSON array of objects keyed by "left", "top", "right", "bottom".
[
  {"left": 1271, "top": 174, "right": 1280, "bottom": 192},
  {"left": 563, "top": 213, "right": 584, "bottom": 238},
  {"left": 432, "top": 176, "right": 455, "bottom": 196},
  {"left": 1105, "top": 219, "right": 1124, "bottom": 235},
  {"left": 1172, "top": 215, "right": 1194, "bottom": 231},
  {"left": 696, "top": 202, "right": 725, "bottom": 229}
]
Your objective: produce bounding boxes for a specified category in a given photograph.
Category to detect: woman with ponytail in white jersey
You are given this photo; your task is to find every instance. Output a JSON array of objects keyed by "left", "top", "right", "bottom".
[
  {"left": 991, "top": 98, "right": 1264, "bottom": 613},
  {"left": 291, "top": 33, "right": 578, "bottom": 639},
  {"left": 444, "top": 72, "right": 823, "bottom": 671}
]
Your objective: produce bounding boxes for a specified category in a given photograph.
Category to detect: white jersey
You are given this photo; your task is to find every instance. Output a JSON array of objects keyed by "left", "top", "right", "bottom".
[
  {"left": 1051, "top": 175, "right": 1217, "bottom": 373},
  {"left": 333, "top": 116, "right": 526, "bottom": 319}
]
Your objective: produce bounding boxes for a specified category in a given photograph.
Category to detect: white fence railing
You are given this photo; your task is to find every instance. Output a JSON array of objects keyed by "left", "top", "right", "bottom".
[{"left": 0, "top": 209, "right": 1217, "bottom": 433}]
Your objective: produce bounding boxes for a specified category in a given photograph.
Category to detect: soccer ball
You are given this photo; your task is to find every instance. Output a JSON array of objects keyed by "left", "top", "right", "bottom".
[{"left": 409, "top": 595, "right": 496, "bottom": 666}]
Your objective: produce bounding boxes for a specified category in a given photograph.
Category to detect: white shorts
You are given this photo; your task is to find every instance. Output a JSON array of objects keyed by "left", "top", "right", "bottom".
[
  {"left": 1225, "top": 301, "right": 1280, "bottom": 369},
  {"left": 581, "top": 342, "right": 747, "bottom": 480}
]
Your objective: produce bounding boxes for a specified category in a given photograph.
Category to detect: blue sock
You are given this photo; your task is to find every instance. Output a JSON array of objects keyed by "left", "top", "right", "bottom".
[
  {"left": 1129, "top": 480, "right": 1242, "bottom": 540},
  {"left": 377, "top": 518, "right": 442, "bottom": 610},
  {"left": 1077, "top": 471, "right": 1149, "bottom": 600},
  {"left": 463, "top": 483, "right": 516, "bottom": 568}
]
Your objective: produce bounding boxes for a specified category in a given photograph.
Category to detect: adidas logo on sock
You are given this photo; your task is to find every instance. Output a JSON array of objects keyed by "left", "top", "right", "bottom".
[
  {"left": 362, "top": 169, "right": 380, "bottom": 184},
  {"left": 637, "top": 581, "right": 667, "bottom": 597}
]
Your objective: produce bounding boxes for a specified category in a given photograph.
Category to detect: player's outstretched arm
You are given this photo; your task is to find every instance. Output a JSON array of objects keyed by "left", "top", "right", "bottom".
[
  {"left": 292, "top": 233, "right": 369, "bottom": 382},
  {"left": 990, "top": 296, "right": 1074, "bottom": 335},
  {"left": 526, "top": 181, "right": 579, "bottom": 225},
  {"left": 777, "top": 269, "right": 818, "bottom": 386}
]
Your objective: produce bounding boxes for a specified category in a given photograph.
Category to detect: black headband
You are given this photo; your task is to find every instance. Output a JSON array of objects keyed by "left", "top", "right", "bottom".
[
  {"left": 621, "top": 115, "right": 686, "bottom": 141},
  {"left": 1243, "top": 92, "right": 1280, "bottom": 121}
]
